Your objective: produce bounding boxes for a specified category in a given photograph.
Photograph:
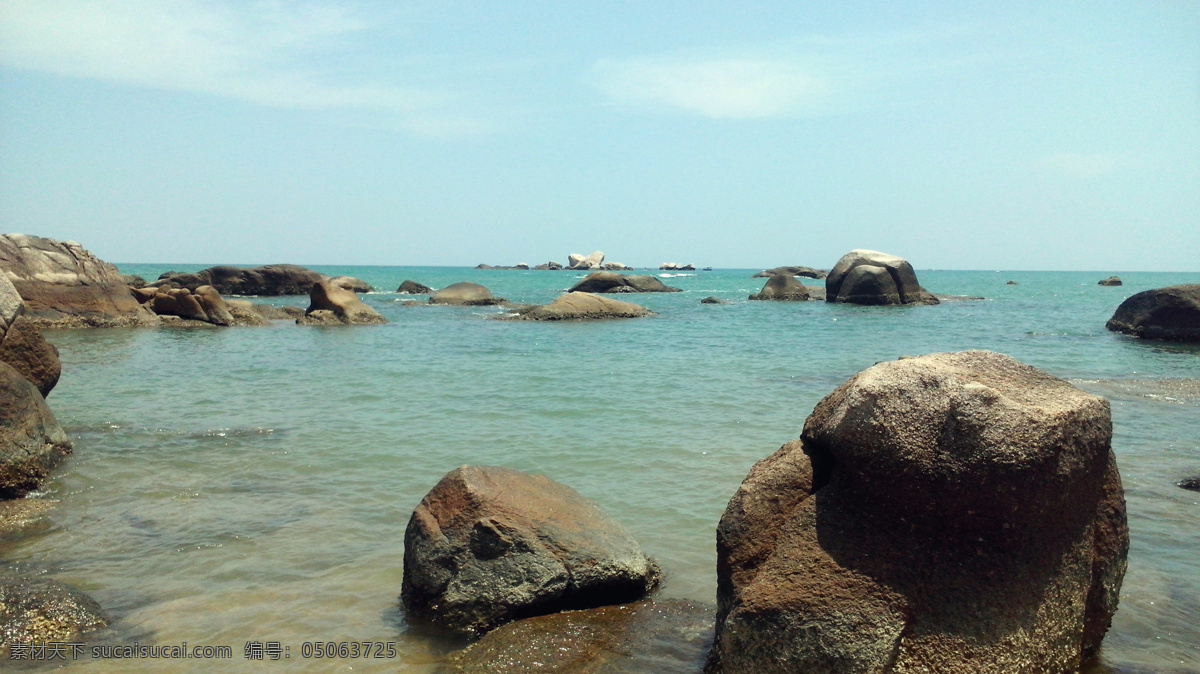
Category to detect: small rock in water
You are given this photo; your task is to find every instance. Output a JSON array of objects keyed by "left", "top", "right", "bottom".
[{"left": 1178, "top": 476, "right": 1200, "bottom": 492}]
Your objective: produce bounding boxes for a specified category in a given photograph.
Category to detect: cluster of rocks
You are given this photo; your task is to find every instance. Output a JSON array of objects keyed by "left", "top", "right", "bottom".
[
  {"left": 824, "top": 249, "right": 939, "bottom": 305},
  {"left": 400, "top": 351, "right": 1129, "bottom": 673},
  {"left": 659, "top": 262, "right": 695, "bottom": 271}
]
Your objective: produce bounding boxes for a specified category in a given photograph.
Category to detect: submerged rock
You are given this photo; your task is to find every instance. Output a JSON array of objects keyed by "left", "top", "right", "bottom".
[
  {"left": 430, "top": 282, "right": 505, "bottom": 306},
  {"left": 512, "top": 293, "right": 653, "bottom": 321},
  {"left": 0, "top": 577, "right": 108, "bottom": 655},
  {"left": 748, "top": 274, "right": 810, "bottom": 301},
  {"left": 707, "top": 351, "right": 1128, "bottom": 673},
  {"left": 1098, "top": 276, "right": 1123, "bottom": 287},
  {"left": 298, "top": 280, "right": 386, "bottom": 325},
  {"left": 1178, "top": 476, "right": 1200, "bottom": 492},
  {"left": 0, "top": 362, "right": 71, "bottom": 499},
  {"left": 700, "top": 297, "right": 727, "bottom": 304},
  {"left": 1105, "top": 285, "right": 1200, "bottom": 342},
  {"left": 568, "top": 272, "right": 680, "bottom": 294},
  {"left": 397, "top": 280, "right": 434, "bottom": 294},
  {"left": 445, "top": 599, "right": 714, "bottom": 673},
  {"left": 825, "top": 249, "right": 938, "bottom": 306},
  {"left": 401, "top": 465, "right": 661, "bottom": 635},
  {"left": 0, "top": 234, "right": 157, "bottom": 328}
]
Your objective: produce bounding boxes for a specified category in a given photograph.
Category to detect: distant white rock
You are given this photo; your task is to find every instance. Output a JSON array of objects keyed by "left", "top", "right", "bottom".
[{"left": 568, "top": 251, "right": 605, "bottom": 270}]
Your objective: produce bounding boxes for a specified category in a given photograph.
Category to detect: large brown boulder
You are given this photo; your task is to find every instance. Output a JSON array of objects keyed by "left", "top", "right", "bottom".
[
  {"left": 0, "top": 316, "right": 61, "bottom": 397},
  {"left": 825, "top": 249, "right": 938, "bottom": 306},
  {"left": 401, "top": 465, "right": 661, "bottom": 635},
  {"left": 0, "top": 577, "right": 108, "bottom": 656},
  {"left": 514, "top": 293, "right": 654, "bottom": 321},
  {"left": 147, "top": 285, "right": 236, "bottom": 326},
  {"left": 429, "top": 282, "right": 505, "bottom": 306},
  {"left": 568, "top": 272, "right": 681, "bottom": 294},
  {"left": 0, "top": 234, "right": 157, "bottom": 327},
  {"left": 297, "top": 280, "right": 386, "bottom": 325},
  {"left": 1105, "top": 284, "right": 1200, "bottom": 342},
  {"left": 0, "top": 362, "right": 71, "bottom": 499},
  {"left": 708, "top": 351, "right": 1127, "bottom": 673},
  {"left": 748, "top": 274, "right": 810, "bottom": 301}
]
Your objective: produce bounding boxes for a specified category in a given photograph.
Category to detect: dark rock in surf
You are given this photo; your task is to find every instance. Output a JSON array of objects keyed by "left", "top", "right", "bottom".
[
  {"left": 824, "top": 249, "right": 938, "bottom": 306},
  {"left": 397, "top": 280, "right": 434, "bottom": 294},
  {"left": 154, "top": 264, "right": 362, "bottom": 297},
  {"left": 701, "top": 297, "right": 727, "bottom": 304},
  {"left": 1178, "top": 476, "right": 1200, "bottom": 492},
  {"left": 753, "top": 266, "right": 827, "bottom": 279},
  {"left": 748, "top": 274, "right": 810, "bottom": 301},
  {"left": 707, "top": 351, "right": 1127, "bottom": 673},
  {"left": 1098, "top": 276, "right": 1123, "bottom": 287},
  {"left": 568, "top": 272, "right": 680, "bottom": 294},
  {"left": 1105, "top": 285, "right": 1200, "bottom": 342},
  {"left": 401, "top": 465, "right": 661, "bottom": 635}
]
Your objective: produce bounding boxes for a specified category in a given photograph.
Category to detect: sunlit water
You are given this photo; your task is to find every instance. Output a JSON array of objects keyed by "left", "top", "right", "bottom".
[{"left": 4, "top": 267, "right": 1198, "bottom": 672}]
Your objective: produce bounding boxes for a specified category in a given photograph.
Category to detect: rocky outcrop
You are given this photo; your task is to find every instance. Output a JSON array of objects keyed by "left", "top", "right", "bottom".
[
  {"left": 401, "top": 465, "right": 661, "bottom": 635},
  {"left": 297, "top": 280, "right": 386, "bottom": 326},
  {"left": 748, "top": 274, "right": 810, "bottom": 301},
  {"left": 139, "top": 285, "right": 236, "bottom": 326},
  {"left": 330, "top": 276, "right": 372, "bottom": 293},
  {"left": 0, "top": 316, "right": 61, "bottom": 397},
  {"left": 1105, "top": 285, "right": 1200, "bottom": 342},
  {"left": 708, "top": 351, "right": 1127, "bottom": 673},
  {"left": 0, "top": 577, "right": 108, "bottom": 655},
  {"left": 1098, "top": 276, "right": 1123, "bottom": 286},
  {"left": 532, "top": 262, "right": 564, "bottom": 271},
  {"left": 512, "top": 293, "right": 654, "bottom": 321},
  {"left": 153, "top": 264, "right": 361, "bottom": 296},
  {"left": 602, "top": 262, "right": 632, "bottom": 271},
  {"left": 568, "top": 272, "right": 681, "bottom": 294},
  {"left": 753, "top": 266, "right": 827, "bottom": 279},
  {"left": 444, "top": 599, "right": 714, "bottom": 673},
  {"left": 397, "top": 280, "right": 434, "bottom": 294},
  {"left": 825, "top": 249, "right": 938, "bottom": 306},
  {"left": 0, "top": 362, "right": 71, "bottom": 499},
  {"left": 0, "top": 234, "right": 157, "bottom": 327},
  {"left": 429, "top": 282, "right": 505, "bottom": 306},
  {"left": 568, "top": 252, "right": 605, "bottom": 270}
]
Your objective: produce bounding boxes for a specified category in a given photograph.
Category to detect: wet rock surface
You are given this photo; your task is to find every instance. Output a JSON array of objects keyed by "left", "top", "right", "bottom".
[
  {"left": 398, "top": 280, "right": 434, "bottom": 294},
  {"left": 1105, "top": 285, "right": 1200, "bottom": 342},
  {"left": 402, "top": 466, "right": 661, "bottom": 636},
  {"left": 511, "top": 293, "right": 653, "bottom": 321},
  {"left": 708, "top": 351, "right": 1128, "bottom": 673},
  {"left": 0, "top": 576, "right": 109, "bottom": 655},
  {"left": 444, "top": 599, "right": 714, "bottom": 673}
]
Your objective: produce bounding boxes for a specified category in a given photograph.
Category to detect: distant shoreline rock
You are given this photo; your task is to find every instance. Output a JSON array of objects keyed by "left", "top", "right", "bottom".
[
  {"left": 1105, "top": 285, "right": 1200, "bottom": 342},
  {"left": 1098, "top": 276, "right": 1123, "bottom": 286},
  {"left": 568, "top": 272, "right": 681, "bottom": 294},
  {"left": 753, "top": 266, "right": 827, "bottom": 279}
]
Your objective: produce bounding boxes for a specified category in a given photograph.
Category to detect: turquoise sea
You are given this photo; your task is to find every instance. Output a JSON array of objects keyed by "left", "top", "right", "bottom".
[{"left": 7, "top": 266, "right": 1200, "bottom": 672}]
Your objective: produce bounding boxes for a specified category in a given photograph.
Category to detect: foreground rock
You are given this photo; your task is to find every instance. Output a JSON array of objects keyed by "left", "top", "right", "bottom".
[
  {"left": 568, "top": 252, "right": 606, "bottom": 270},
  {"left": 297, "top": 280, "right": 386, "bottom": 326},
  {"left": 1098, "top": 276, "right": 1123, "bottom": 286},
  {"left": 753, "top": 266, "right": 827, "bottom": 279},
  {"left": 568, "top": 272, "right": 680, "bottom": 294},
  {"left": 0, "top": 234, "right": 157, "bottom": 327},
  {"left": 445, "top": 599, "right": 714, "bottom": 673},
  {"left": 402, "top": 465, "right": 661, "bottom": 635},
  {"left": 825, "top": 249, "right": 939, "bottom": 306},
  {"left": 0, "top": 577, "right": 108, "bottom": 655},
  {"left": 430, "top": 282, "right": 505, "bottom": 306},
  {"left": 397, "top": 280, "right": 434, "bottom": 294},
  {"left": 1105, "top": 285, "right": 1200, "bottom": 342},
  {"left": 748, "top": 274, "right": 810, "bottom": 301},
  {"left": 0, "top": 362, "right": 71, "bottom": 499},
  {"left": 512, "top": 293, "right": 654, "bottom": 321},
  {"left": 708, "top": 351, "right": 1127, "bottom": 673},
  {"left": 0, "top": 316, "right": 62, "bottom": 396}
]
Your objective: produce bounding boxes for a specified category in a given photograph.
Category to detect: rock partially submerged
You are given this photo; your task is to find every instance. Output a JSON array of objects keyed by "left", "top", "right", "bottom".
[
  {"left": 397, "top": 280, "right": 434, "bottom": 294},
  {"left": 700, "top": 297, "right": 727, "bottom": 304},
  {"left": 753, "top": 266, "right": 827, "bottom": 279},
  {"left": 1179, "top": 476, "right": 1200, "bottom": 492},
  {"left": 154, "top": 264, "right": 338, "bottom": 296},
  {"left": 330, "top": 276, "right": 372, "bottom": 293},
  {"left": 825, "top": 249, "right": 938, "bottom": 306},
  {"left": 568, "top": 252, "right": 606, "bottom": 270},
  {"left": 512, "top": 293, "right": 654, "bottom": 321},
  {"left": 1098, "top": 276, "right": 1123, "bottom": 286},
  {"left": 748, "top": 274, "right": 810, "bottom": 301},
  {"left": 532, "top": 262, "right": 564, "bottom": 271},
  {"left": 707, "top": 351, "right": 1127, "bottom": 673},
  {"left": 430, "top": 282, "right": 506, "bottom": 306},
  {"left": 568, "top": 272, "right": 681, "bottom": 294},
  {"left": 445, "top": 599, "right": 714, "bottom": 673},
  {"left": 1105, "top": 285, "right": 1200, "bottom": 342},
  {"left": 297, "top": 280, "right": 386, "bottom": 326},
  {"left": 0, "top": 316, "right": 61, "bottom": 397},
  {"left": 0, "top": 234, "right": 157, "bottom": 328},
  {"left": 0, "top": 362, "right": 71, "bottom": 499},
  {"left": 0, "top": 577, "right": 108, "bottom": 655},
  {"left": 401, "top": 465, "right": 661, "bottom": 635}
]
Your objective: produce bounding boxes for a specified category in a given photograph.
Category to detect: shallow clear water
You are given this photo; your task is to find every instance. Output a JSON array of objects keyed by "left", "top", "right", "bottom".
[{"left": 5, "top": 267, "right": 1199, "bottom": 672}]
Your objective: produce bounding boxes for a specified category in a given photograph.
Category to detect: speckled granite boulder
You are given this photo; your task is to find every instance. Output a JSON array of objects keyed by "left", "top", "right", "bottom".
[
  {"left": 707, "top": 351, "right": 1127, "bottom": 673},
  {"left": 0, "top": 577, "right": 108, "bottom": 655},
  {"left": 402, "top": 466, "right": 661, "bottom": 635}
]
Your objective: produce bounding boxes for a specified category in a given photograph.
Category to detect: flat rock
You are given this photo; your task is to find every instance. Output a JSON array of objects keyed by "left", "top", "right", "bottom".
[
  {"left": 401, "top": 465, "right": 661, "bottom": 635},
  {"left": 1105, "top": 285, "right": 1200, "bottom": 342},
  {"left": 513, "top": 293, "right": 654, "bottom": 321},
  {"left": 569, "top": 272, "right": 680, "bottom": 294}
]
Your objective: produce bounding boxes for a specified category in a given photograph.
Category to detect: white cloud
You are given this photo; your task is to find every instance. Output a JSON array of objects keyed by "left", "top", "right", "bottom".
[
  {"left": 590, "top": 56, "right": 830, "bottom": 119},
  {"left": 1037, "top": 153, "right": 1124, "bottom": 178},
  {"left": 0, "top": 0, "right": 482, "bottom": 136}
]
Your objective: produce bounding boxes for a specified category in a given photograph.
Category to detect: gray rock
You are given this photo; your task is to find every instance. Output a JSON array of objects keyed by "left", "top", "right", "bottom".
[
  {"left": 568, "top": 252, "right": 605, "bottom": 270},
  {"left": 397, "top": 280, "right": 434, "bottom": 294},
  {"left": 700, "top": 297, "right": 727, "bottom": 304},
  {"left": 430, "top": 282, "right": 505, "bottom": 306},
  {"left": 1098, "top": 276, "right": 1123, "bottom": 286},
  {"left": 401, "top": 465, "right": 661, "bottom": 635},
  {"left": 1178, "top": 476, "right": 1200, "bottom": 491},
  {"left": 0, "top": 362, "right": 71, "bottom": 499},
  {"left": 568, "top": 272, "right": 681, "bottom": 294},
  {"left": 513, "top": 293, "right": 654, "bottom": 321},
  {"left": 1105, "top": 285, "right": 1200, "bottom": 342},
  {"left": 753, "top": 266, "right": 827, "bottom": 279},
  {"left": 708, "top": 351, "right": 1127, "bottom": 673},
  {"left": 748, "top": 274, "right": 810, "bottom": 301},
  {"left": 825, "top": 249, "right": 938, "bottom": 306},
  {"left": 0, "top": 234, "right": 157, "bottom": 328}
]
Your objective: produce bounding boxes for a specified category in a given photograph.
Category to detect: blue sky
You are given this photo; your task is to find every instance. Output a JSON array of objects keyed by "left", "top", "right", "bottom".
[{"left": 0, "top": 1, "right": 1197, "bottom": 270}]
